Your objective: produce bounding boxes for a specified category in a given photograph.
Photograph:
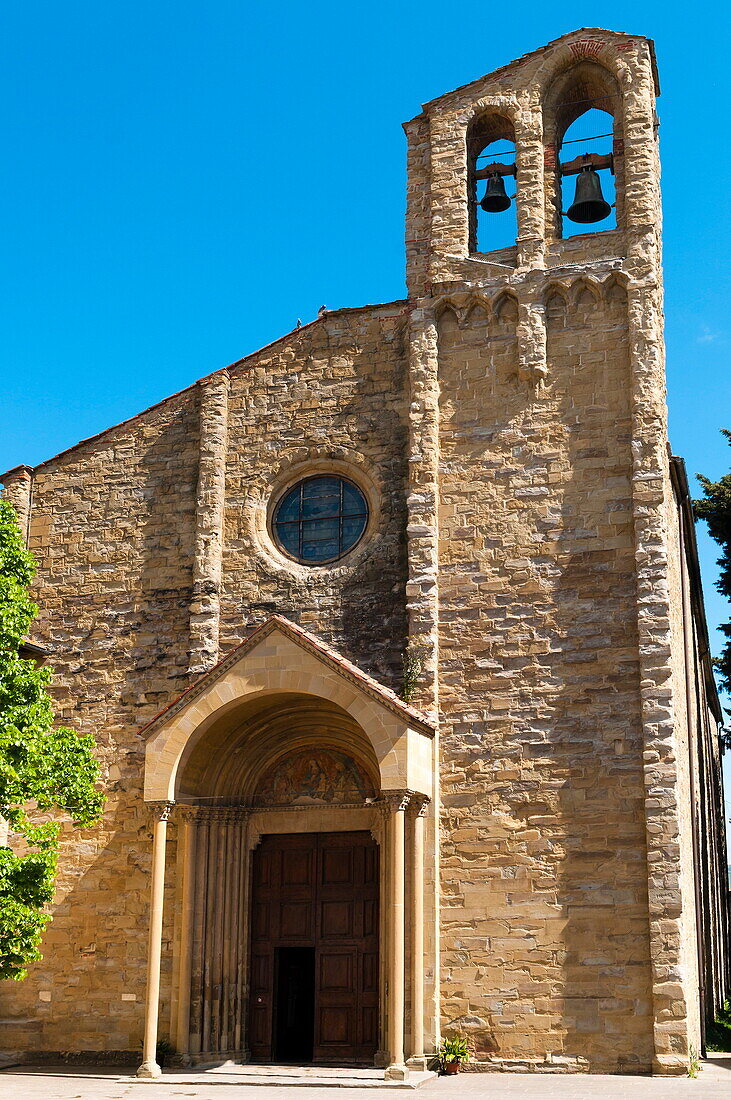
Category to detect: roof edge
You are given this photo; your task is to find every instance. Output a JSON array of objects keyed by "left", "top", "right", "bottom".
[
  {"left": 141, "top": 614, "right": 435, "bottom": 739},
  {"left": 2, "top": 299, "right": 409, "bottom": 479},
  {"left": 409, "top": 27, "right": 659, "bottom": 120}
]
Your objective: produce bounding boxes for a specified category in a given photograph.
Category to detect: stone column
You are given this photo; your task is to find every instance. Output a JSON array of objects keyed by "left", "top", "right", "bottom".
[
  {"left": 189, "top": 370, "right": 230, "bottom": 675},
  {"left": 241, "top": 818, "right": 261, "bottom": 1061},
  {"left": 384, "top": 792, "right": 410, "bottom": 1082},
  {"left": 1, "top": 464, "right": 33, "bottom": 544},
  {"left": 514, "top": 108, "right": 545, "bottom": 272},
  {"left": 138, "top": 801, "right": 174, "bottom": 1079},
  {"left": 175, "top": 810, "right": 198, "bottom": 1058},
  {"left": 407, "top": 795, "right": 429, "bottom": 1070}
]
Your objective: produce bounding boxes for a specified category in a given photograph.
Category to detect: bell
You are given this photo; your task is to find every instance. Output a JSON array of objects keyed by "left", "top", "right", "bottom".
[
  {"left": 566, "top": 165, "right": 611, "bottom": 224},
  {"left": 480, "top": 172, "right": 511, "bottom": 213}
]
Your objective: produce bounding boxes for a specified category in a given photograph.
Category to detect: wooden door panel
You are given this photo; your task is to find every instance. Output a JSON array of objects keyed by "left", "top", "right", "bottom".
[
  {"left": 281, "top": 847, "right": 315, "bottom": 887},
  {"left": 320, "top": 899, "right": 354, "bottom": 937},
  {"left": 254, "top": 849, "right": 273, "bottom": 888},
  {"left": 318, "top": 1005, "right": 352, "bottom": 1045},
  {"left": 363, "top": 898, "right": 378, "bottom": 938},
  {"left": 363, "top": 844, "right": 378, "bottom": 885},
  {"left": 251, "top": 901, "right": 271, "bottom": 940},
  {"left": 362, "top": 950, "right": 378, "bottom": 993},
  {"left": 361, "top": 1005, "right": 378, "bottom": 1048},
  {"left": 250, "top": 952, "right": 270, "bottom": 991},
  {"left": 319, "top": 950, "right": 354, "bottom": 992},
  {"left": 249, "top": 1004, "right": 270, "bottom": 1048},
  {"left": 320, "top": 847, "right": 353, "bottom": 885},
  {"left": 279, "top": 900, "right": 313, "bottom": 939}
]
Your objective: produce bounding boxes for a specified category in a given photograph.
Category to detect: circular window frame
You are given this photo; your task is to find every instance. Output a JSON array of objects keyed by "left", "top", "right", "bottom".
[
  {"left": 262, "top": 459, "right": 381, "bottom": 575},
  {"left": 270, "top": 473, "right": 370, "bottom": 567}
]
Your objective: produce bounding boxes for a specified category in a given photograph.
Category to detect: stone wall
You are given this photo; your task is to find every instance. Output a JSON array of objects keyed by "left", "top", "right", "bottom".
[
  {"left": 435, "top": 280, "right": 653, "bottom": 1072},
  {"left": 219, "top": 303, "right": 410, "bottom": 688},
  {"left": 401, "top": 26, "right": 721, "bottom": 1076},
  {"left": 1, "top": 389, "right": 200, "bottom": 1055},
  {"left": 0, "top": 303, "right": 411, "bottom": 1057}
]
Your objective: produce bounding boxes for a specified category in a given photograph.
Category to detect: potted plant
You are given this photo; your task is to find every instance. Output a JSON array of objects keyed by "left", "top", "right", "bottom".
[
  {"left": 438, "top": 1035, "right": 471, "bottom": 1075},
  {"left": 156, "top": 1039, "right": 174, "bottom": 1071}
]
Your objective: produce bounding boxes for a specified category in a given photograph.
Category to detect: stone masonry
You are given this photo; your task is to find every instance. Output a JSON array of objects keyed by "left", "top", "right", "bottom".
[{"left": 1, "top": 28, "right": 728, "bottom": 1078}]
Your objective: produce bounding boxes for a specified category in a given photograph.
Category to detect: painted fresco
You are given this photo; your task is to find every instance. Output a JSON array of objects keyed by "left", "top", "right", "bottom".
[{"left": 253, "top": 747, "right": 376, "bottom": 806}]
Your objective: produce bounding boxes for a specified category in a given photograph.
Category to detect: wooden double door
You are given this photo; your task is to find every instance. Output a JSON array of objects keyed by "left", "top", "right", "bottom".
[{"left": 248, "top": 831, "right": 379, "bottom": 1065}]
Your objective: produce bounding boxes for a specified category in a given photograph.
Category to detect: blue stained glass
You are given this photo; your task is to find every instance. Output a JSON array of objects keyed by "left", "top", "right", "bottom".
[
  {"left": 342, "top": 515, "right": 367, "bottom": 542},
  {"left": 302, "top": 517, "right": 339, "bottom": 541},
  {"left": 275, "top": 491, "right": 301, "bottom": 523},
  {"left": 302, "top": 493, "right": 340, "bottom": 519},
  {"left": 273, "top": 475, "right": 368, "bottom": 564},
  {"left": 275, "top": 522, "right": 299, "bottom": 555},
  {"left": 304, "top": 476, "right": 340, "bottom": 500},
  {"left": 342, "top": 481, "right": 366, "bottom": 515},
  {"left": 302, "top": 538, "right": 339, "bottom": 561}
]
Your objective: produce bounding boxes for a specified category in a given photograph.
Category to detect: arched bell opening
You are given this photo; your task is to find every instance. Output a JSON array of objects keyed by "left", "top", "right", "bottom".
[
  {"left": 543, "top": 61, "right": 624, "bottom": 240},
  {"left": 467, "top": 111, "right": 517, "bottom": 255}
]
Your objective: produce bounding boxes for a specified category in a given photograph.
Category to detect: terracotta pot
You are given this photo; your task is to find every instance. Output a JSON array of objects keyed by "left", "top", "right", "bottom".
[{"left": 444, "top": 1061, "right": 461, "bottom": 1075}]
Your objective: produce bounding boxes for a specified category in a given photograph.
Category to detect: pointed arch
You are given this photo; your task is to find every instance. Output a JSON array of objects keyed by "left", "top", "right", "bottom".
[
  {"left": 492, "top": 291, "right": 519, "bottom": 327},
  {"left": 435, "top": 301, "right": 463, "bottom": 350},
  {"left": 434, "top": 299, "right": 463, "bottom": 324},
  {"left": 545, "top": 284, "right": 569, "bottom": 329},
  {"left": 571, "top": 277, "right": 601, "bottom": 308},
  {"left": 603, "top": 274, "right": 628, "bottom": 306},
  {"left": 464, "top": 298, "right": 491, "bottom": 326}
]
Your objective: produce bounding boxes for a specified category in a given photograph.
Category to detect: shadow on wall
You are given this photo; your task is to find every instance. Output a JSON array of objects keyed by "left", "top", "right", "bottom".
[
  {"left": 434, "top": 279, "right": 653, "bottom": 1071},
  {"left": 2, "top": 399, "right": 201, "bottom": 1057},
  {"left": 547, "top": 278, "right": 653, "bottom": 1072}
]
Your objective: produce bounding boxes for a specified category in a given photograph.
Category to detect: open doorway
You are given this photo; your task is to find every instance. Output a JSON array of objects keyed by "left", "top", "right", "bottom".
[{"left": 274, "top": 946, "right": 315, "bottom": 1062}]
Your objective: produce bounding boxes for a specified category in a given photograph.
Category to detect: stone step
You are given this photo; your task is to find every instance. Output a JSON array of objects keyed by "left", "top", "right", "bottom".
[{"left": 121, "top": 1062, "right": 436, "bottom": 1089}]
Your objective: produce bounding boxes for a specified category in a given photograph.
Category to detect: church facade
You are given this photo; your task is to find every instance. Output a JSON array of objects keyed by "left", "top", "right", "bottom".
[{"left": 1, "top": 28, "right": 729, "bottom": 1079}]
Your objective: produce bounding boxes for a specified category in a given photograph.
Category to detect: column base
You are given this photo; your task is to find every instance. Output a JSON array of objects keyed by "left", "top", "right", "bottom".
[
  {"left": 136, "top": 1059, "right": 162, "bottom": 1079},
  {"left": 385, "top": 1063, "right": 410, "bottom": 1082},
  {"left": 653, "top": 1054, "right": 690, "bottom": 1076},
  {"left": 406, "top": 1055, "right": 427, "bottom": 1071}
]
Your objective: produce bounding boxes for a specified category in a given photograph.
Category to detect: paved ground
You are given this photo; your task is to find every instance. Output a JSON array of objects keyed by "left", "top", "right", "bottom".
[{"left": 2, "top": 1059, "right": 731, "bottom": 1100}]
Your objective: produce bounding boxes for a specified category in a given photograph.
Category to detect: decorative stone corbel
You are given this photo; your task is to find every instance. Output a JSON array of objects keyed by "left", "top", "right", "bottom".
[{"left": 517, "top": 296, "right": 547, "bottom": 387}]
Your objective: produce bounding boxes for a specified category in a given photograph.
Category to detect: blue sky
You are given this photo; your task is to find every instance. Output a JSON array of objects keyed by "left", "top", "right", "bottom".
[{"left": 1, "top": 5, "right": 730, "bottom": 803}]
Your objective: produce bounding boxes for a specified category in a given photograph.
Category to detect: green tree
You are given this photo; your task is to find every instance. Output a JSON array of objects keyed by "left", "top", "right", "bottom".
[
  {"left": 0, "top": 499, "right": 103, "bottom": 980},
  {"left": 694, "top": 430, "right": 731, "bottom": 729}
]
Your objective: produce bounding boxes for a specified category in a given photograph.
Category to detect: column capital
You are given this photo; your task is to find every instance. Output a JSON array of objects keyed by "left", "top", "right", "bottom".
[
  {"left": 178, "top": 806, "right": 201, "bottom": 825},
  {"left": 381, "top": 790, "right": 412, "bottom": 813},
  {"left": 148, "top": 800, "right": 175, "bottom": 822},
  {"left": 409, "top": 794, "right": 430, "bottom": 817}
]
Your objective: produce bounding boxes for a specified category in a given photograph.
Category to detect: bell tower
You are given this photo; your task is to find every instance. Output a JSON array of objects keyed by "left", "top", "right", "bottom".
[
  {"left": 403, "top": 28, "right": 660, "bottom": 294},
  {"left": 402, "top": 31, "right": 704, "bottom": 1075}
]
